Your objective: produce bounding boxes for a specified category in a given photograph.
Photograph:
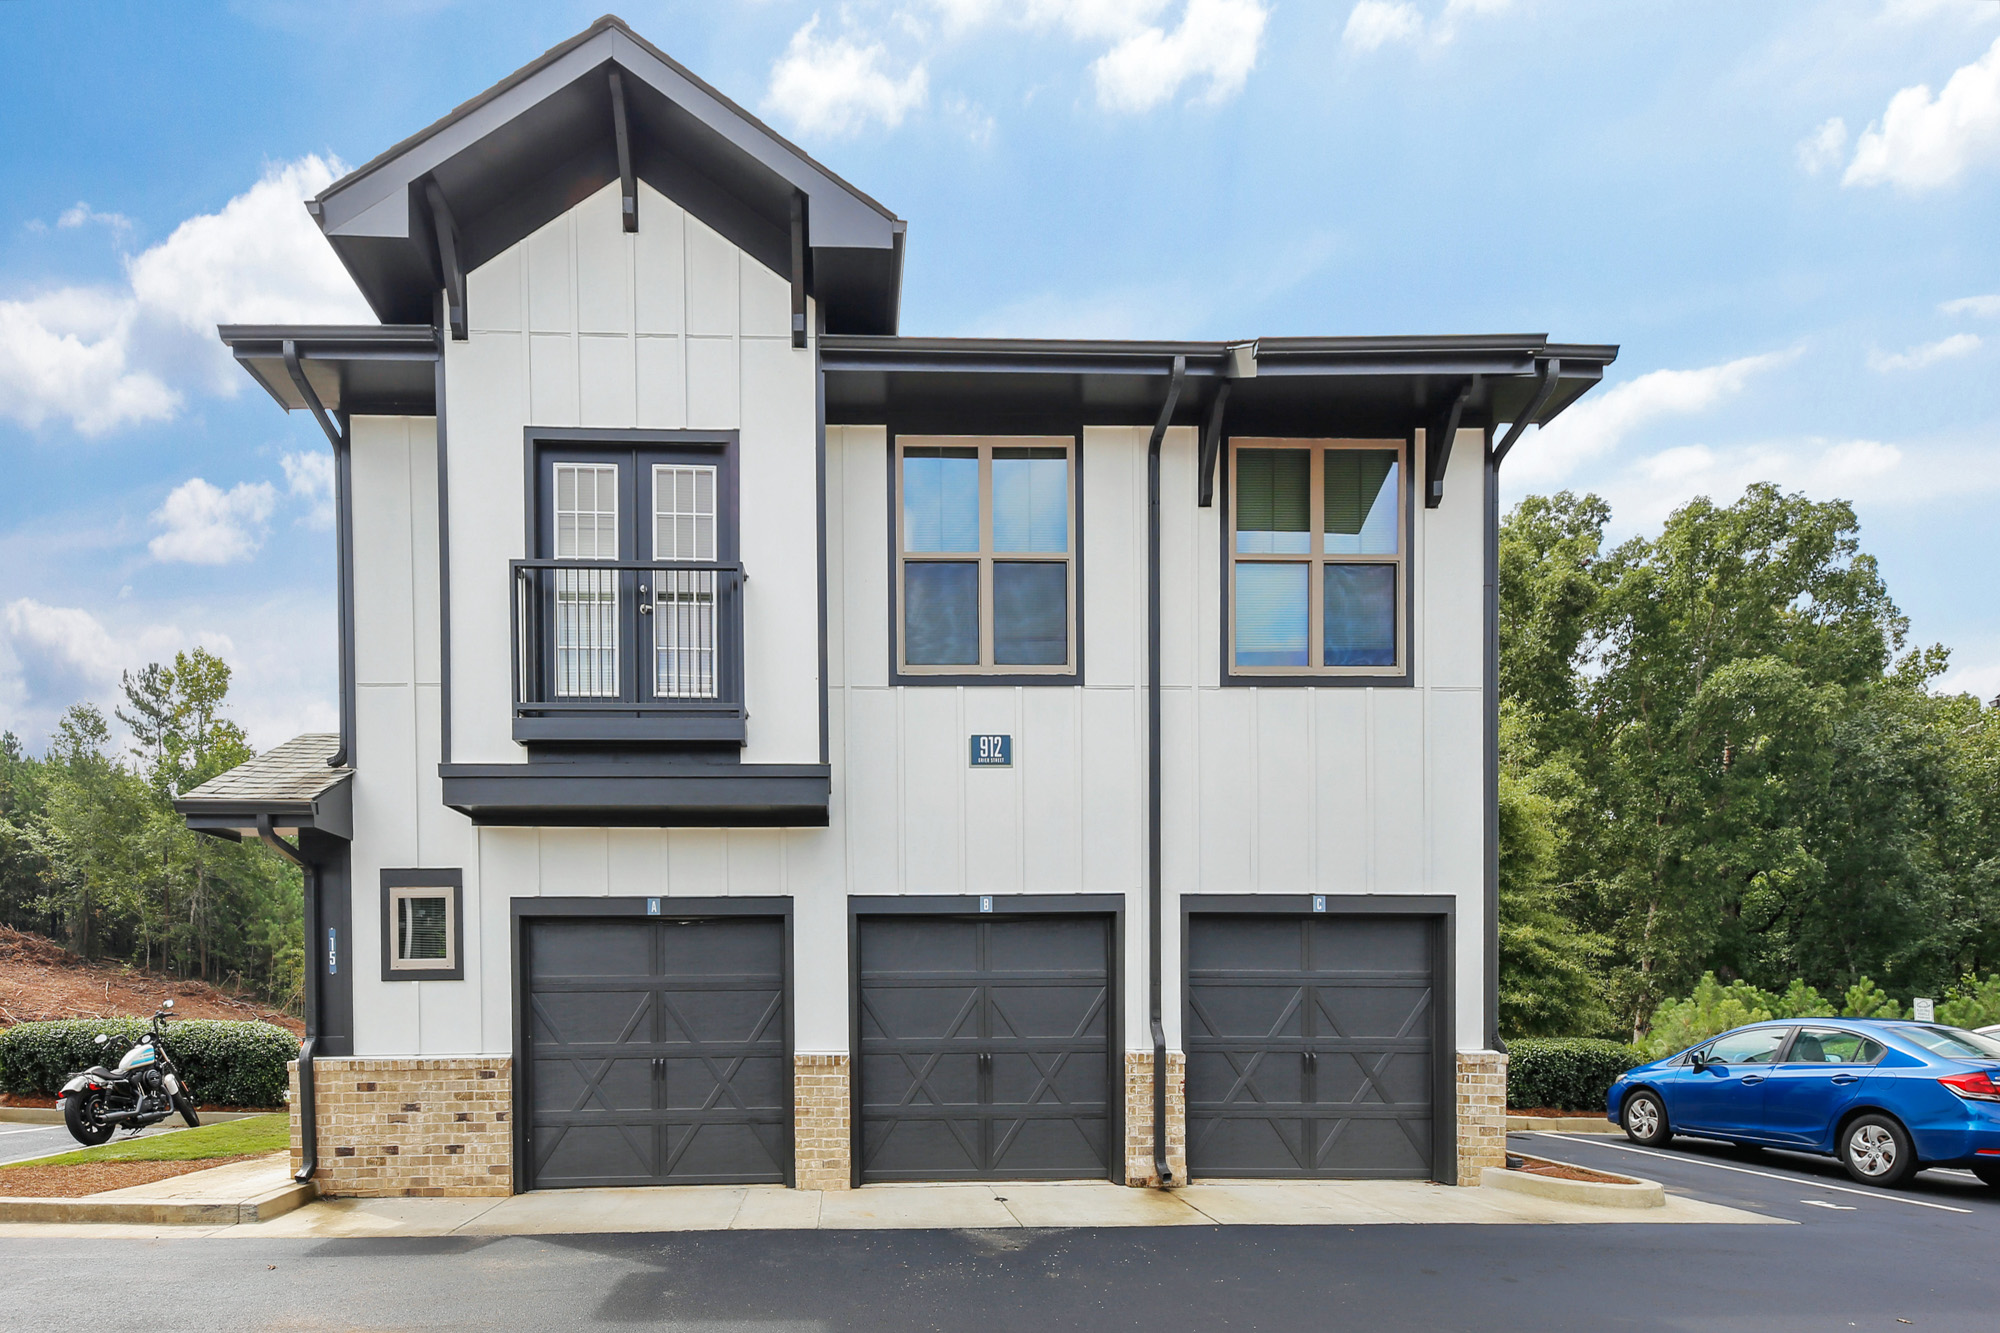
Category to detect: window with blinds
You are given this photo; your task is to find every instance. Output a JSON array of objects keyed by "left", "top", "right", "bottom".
[
  {"left": 553, "top": 463, "right": 620, "bottom": 698},
  {"left": 896, "top": 436, "right": 1077, "bottom": 676},
  {"left": 651, "top": 464, "right": 719, "bottom": 699},
  {"left": 388, "top": 886, "right": 456, "bottom": 972},
  {"left": 1229, "top": 439, "right": 1405, "bottom": 675}
]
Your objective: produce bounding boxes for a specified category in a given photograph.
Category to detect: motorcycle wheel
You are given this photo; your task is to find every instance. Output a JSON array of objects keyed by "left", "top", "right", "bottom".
[
  {"left": 62, "top": 1091, "right": 115, "bottom": 1146},
  {"left": 173, "top": 1093, "right": 200, "bottom": 1128}
]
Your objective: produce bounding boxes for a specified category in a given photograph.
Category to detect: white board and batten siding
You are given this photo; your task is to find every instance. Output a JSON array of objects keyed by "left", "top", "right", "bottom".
[{"left": 341, "top": 175, "right": 1491, "bottom": 1060}]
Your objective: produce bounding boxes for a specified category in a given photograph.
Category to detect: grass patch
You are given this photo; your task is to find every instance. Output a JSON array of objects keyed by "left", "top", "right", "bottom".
[{"left": 0, "top": 1113, "right": 288, "bottom": 1170}]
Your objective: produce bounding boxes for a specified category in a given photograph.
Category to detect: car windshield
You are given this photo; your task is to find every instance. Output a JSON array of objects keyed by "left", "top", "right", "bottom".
[{"left": 1899, "top": 1026, "right": 2000, "bottom": 1059}]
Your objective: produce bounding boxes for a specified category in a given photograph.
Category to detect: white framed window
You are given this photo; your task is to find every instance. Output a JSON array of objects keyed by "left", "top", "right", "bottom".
[
  {"left": 1229, "top": 438, "right": 1407, "bottom": 677},
  {"left": 651, "top": 464, "right": 718, "bottom": 699},
  {"left": 553, "top": 463, "right": 619, "bottom": 699},
  {"left": 895, "top": 435, "right": 1077, "bottom": 677},
  {"left": 380, "top": 871, "right": 462, "bottom": 981}
]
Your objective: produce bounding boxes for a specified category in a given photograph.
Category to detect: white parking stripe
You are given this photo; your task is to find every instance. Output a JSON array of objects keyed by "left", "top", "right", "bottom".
[
  {"left": 0, "top": 1127, "right": 59, "bottom": 1137},
  {"left": 1527, "top": 1132, "right": 1976, "bottom": 1214}
]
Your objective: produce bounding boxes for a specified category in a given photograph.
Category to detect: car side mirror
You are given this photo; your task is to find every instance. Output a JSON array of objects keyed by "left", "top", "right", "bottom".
[{"left": 1689, "top": 1053, "right": 1709, "bottom": 1071}]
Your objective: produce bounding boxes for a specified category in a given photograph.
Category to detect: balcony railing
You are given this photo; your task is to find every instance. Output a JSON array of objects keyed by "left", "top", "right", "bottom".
[{"left": 510, "top": 559, "right": 746, "bottom": 745}]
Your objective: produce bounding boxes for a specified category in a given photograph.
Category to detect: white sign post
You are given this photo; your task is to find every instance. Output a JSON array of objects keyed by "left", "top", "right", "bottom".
[{"left": 1913, "top": 997, "right": 1935, "bottom": 1023}]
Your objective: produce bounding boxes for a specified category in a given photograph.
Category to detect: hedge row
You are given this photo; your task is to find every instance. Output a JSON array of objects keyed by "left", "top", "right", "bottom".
[
  {"left": 1506, "top": 1037, "right": 1644, "bottom": 1112},
  {"left": 0, "top": 1018, "right": 297, "bottom": 1108}
]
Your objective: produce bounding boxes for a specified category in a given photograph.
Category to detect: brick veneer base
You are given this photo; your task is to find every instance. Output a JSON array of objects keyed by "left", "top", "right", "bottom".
[
  {"left": 794, "top": 1054, "right": 851, "bottom": 1190},
  {"left": 1123, "top": 1051, "right": 1186, "bottom": 1187},
  {"left": 1455, "top": 1050, "right": 1508, "bottom": 1185},
  {"left": 288, "top": 1057, "right": 512, "bottom": 1198}
]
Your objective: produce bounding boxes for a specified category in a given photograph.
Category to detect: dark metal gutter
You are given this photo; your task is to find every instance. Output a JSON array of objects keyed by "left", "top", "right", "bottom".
[
  {"left": 254, "top": 816, "right": 319, "bottom": 1186},
  {"left": 1145, "top": 354, "right": 1187, "bottom": 1187}
]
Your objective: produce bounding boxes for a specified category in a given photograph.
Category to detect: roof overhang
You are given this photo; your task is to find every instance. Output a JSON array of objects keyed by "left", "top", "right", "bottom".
[
  {"left": 310, "top": 15, "right": 905, "bottom": 335},
  {"left": 820, "top": 334, "right": 1618, "bottom": 437},
  {"left": 175, "top": 733, "right": 354, "bottom": 841},
  {"left": 220, "top": 324, "right": 439, "bottom": 417},
  {"left": 439, "top": 761, "right": 831, "bottom": 828}
]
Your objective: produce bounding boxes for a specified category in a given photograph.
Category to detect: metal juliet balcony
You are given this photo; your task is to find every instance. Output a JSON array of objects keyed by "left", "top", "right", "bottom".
[{"left": 511, "top": 559, "right": 746, "bottom": 745}]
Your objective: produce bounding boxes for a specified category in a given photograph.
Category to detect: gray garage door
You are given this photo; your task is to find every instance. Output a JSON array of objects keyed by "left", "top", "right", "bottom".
[
  {"left": 1186, "top": 914, "right": 1435, "bottom": 1178},
  {"left": 525, "top": 916, "right": 788, "bottom": 1188},
  {"left": 857, "top": 916, "right": 1112, "bottom": 1182}
]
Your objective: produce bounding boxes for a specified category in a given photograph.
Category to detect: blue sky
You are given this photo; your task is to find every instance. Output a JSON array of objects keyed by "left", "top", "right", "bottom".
[{"left": 3, "top": 0, "right": 1998, "bottom": 751}]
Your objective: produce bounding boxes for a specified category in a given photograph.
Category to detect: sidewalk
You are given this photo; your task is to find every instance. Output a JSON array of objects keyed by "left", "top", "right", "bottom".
[{"left": 0, "top": 1153, "right": 312, "bottom": 1228}]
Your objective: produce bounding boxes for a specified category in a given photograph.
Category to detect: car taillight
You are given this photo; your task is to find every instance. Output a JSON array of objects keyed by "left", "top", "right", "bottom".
[{"left": 1938, "top": 1070, "right": 2000, "bottom": 1102}]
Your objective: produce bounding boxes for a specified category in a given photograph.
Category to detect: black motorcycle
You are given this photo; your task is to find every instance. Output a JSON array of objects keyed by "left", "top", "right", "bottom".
[{"left": 57, "top": 999, "right": 200, "bottom": 1146}]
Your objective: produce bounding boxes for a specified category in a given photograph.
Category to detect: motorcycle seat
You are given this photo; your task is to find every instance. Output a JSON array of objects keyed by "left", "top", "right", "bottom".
[{"left": 82, "top": 1066, "right": 117, "bottom": 1079}]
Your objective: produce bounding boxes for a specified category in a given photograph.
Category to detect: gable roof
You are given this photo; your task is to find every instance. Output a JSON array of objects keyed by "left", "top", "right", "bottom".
[{"left": 309, "top": 14, "right": 905, "bottom": 335}]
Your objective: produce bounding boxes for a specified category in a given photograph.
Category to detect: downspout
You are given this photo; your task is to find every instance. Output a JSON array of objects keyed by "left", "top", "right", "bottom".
[
  {"left": 256, "top": 815, "right": 319, "bottom": 1185},
  {"left": 1482, "top": 358, "right": 1558, "bottom": 1051},
  {"left": 1146, "top": 354, "right": 1187, "bottom": 1188}
]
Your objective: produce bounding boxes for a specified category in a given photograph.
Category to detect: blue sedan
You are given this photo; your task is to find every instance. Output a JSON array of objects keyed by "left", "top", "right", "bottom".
[{"left": 1606, "top": 1019, "right": 2000, "bottom": 1187}]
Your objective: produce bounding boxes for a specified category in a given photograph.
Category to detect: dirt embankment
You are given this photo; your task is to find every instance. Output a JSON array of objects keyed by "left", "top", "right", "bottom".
[{"left": 0, "top": 925, "right": 303, "bottom": 1035}]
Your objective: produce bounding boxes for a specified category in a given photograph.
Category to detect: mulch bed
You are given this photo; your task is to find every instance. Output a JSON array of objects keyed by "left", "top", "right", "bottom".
[
  {"left": 1510, "top": 1154, "right": 1635, "bottom": 1185},
  {"left": 1509, "top": 1107, "right": 1606, "bottom": 1118},
  {"left": 0, "top": 1155, "right": 260, "bottom": 1198}
]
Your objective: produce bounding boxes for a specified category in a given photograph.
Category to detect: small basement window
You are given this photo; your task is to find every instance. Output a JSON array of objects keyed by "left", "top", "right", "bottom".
[{"left": 380, "top": 871, "right": 463, "bottom": 980}]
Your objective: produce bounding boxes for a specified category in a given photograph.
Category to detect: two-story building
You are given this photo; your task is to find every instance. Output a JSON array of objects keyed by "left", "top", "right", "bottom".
[{"left": 178, "top": 14, "right": 1615, "bottom": 1197}]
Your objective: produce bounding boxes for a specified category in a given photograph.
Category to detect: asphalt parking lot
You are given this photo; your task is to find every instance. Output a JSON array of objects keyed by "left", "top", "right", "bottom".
[
  {"left": 1, "top": 1130, "right": 1996, "bottom": 1331},
  {"left": 0, "top": 1118, "right": 192, "bottom": 1165}
]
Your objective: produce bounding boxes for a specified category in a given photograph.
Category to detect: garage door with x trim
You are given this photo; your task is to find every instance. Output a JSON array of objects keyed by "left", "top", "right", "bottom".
[
  {"left": 857, "top": 915, "right": 1112, "bottom": 1182},
  {"left": 525, "top": 916, "right": 788, "bottom": 1188},
  {"left": 1186, "top": 914, "right": 1435, "bottom": 1178}
]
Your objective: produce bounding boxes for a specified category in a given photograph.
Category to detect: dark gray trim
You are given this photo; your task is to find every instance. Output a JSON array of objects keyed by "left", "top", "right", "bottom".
[
  {"left": 609, "top": 68, "right": 637, "bottom": 234},
  {"left": 884, "top": 429, "right": 1087, "bottom": 687},
  {"left": 522, "top": 427, "right": 742, "bottom": 559},
  {"left": 439, "top": 761, "right": 830, "bottom": 827},
  {"left": 816, "top": 323, "right": 831, "bottom": 767},
  {"left": 509, "top": 894, "right": 796, "bottom": 1194},
  {"left": 1195, "top": 380, "right": 1231, "bottom": 509},
  {"left": 1145, "top": 355, "right": 1187, "bottom": 1189},
  {"left": 331, "top": 410, "right": 356, "bottom": 768},
  {"left": 1424, "top": 381, "right": 1471, "bottom": 510},
  {"left": 1482, "top": 425, "right": 1502, "bottom": 1052},
  {"left": 1179, "top": 893, "right": 1458, "bottom": 1185},
  {"left": 281, "top": 340, "right": 343, "bottom": 449},
  {"left": 1492, "top": 358, "right": 1558, "bottom": 466},
  {"left": 435, "top": 338, "right": 454, "bottom": 765},
  {"left": 790, "top": 191, "right": 810, "bottom": 349},
  {"left": 845, "top": 893, "right": 1126, "bottom": 1188},
  {"left": 379, "top": 868, "right": 465, "bottom": 982},
  {"left": 423, "top": 181, "right": 467, "bottom": 341},
  {"left": 1214, "top": 434, "right": 1417, "bottom": 690}
]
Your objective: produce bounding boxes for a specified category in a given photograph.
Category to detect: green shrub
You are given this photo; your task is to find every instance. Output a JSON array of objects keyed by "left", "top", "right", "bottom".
[
  {"left": 1938, "top": 974, "right": 2000, "bottom": 1030},
  {"left": 1506, "top": 1037, "right": 1643, "bottom": 1111},
  {"left": 0, "top": 1018, "right": 297, "bottom": 1108}
]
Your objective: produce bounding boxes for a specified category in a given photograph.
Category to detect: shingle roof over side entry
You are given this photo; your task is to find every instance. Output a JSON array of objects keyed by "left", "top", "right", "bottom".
[{"left": 178, "top": 734, "right": 350, "bottom": 805}]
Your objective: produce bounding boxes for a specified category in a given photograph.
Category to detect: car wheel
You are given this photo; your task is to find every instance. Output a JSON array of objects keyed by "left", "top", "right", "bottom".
[
  {"left": 1971, "top": 1162, "right": 2000, "bottom": 1189},
  {"left": 1839, "top": 1114, "right": 1916, "bottom": 1187},
  {"left": 1622, "top": 1090, "right": 1671, "bottom": 1147}
]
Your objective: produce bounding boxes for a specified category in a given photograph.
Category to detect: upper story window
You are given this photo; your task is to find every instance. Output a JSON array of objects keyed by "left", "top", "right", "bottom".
[
  {"left": 1228, "top": 438, "right": 1407, "bottom": 678},
  {"left": 894, "top": 435, "right": 1078, "bottom": 680},
  {"left": 513, "top": 431, "right": 745, "bottom": 745}
]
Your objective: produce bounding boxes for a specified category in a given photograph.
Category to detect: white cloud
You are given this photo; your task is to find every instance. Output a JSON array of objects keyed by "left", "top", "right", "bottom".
[
  {"left": 0, "top": 156, "right": 370, "bottom": 435},
  {"left": 765, "top": 17, "right": 930, "bottom": 137},
  {"left": 1797, "top": 117, "right": 1849, "bottom": 174},
  {"left": 282, "top": 451, "right": 336, "bottom": 530},
  {"left": 1342, "top": 0, "right": 1509, "bottom": 53},
  {"left": 0, "top": 287, "right": 181, "bottom": 433},
  {"left": 147, "top": 478, "right": 277, "bottom": 565},
  {"left": 1941, "top": 293, "right": 2000, "bottom": 316},
  {"left": 1342, "top": 1, "right": 1425, "bottom": 52},
  {"left": 56, "top": 202, "right": 134, "bottom": 235},
  {"left": 1843, "top": 34, "right": 2000, "bottom": 190},
  {"left": 1509, "top": 351, "right": 1793, "bottom": 488},
  {"left": 1867, "top": 331, "right": 1982, "bottom": 371},
  {"left": 1938, "top": 656, "right": 2000, "bottom": 704},
  {"left": 1090, "top": 0, "right": 1269, "bottom": 111},
  {"left": 0, "top": 595, "right": 333, "bottom": 756}
]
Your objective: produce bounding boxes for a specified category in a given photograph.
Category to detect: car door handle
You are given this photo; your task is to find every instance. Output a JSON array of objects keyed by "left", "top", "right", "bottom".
[
  {"left": 1831, "top": 1073, "right": 1859, "bottom": 1085},
  {"left": 1740, "top": 1074, "right": 1765, "bottom": 1085}
]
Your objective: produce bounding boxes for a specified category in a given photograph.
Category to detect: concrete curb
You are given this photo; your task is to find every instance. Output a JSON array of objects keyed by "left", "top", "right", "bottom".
[
  {"left": 0, "top": 1178, "right": 315, "bottom": 1226},
  {"left": 1506, "top": 1115, "right": 1624, "bottom": 1135},
  {"left": 1481, "top": 1163, "right": 1665, "bottom": 1209}
]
